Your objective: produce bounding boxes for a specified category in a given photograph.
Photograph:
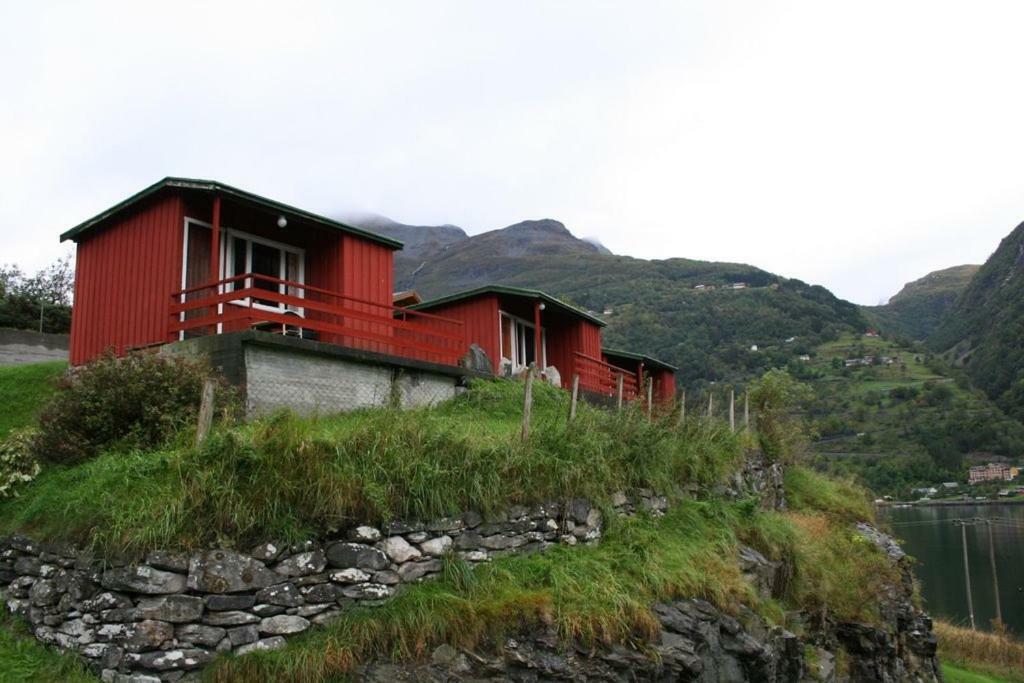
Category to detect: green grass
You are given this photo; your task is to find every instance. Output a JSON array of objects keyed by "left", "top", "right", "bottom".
[
  {"left": 0, "top": 362, "right": 65, "bottom": 437},
  {"left": 783, "top": 465, "right": 875, "bottom": 523},
  {"left": 943, "top": 663, "right": 1015, "bottom": 683},
  {"left": 0, "top": 379, "right": 744, "bottom": 556},
  {"left": 936, "top": 620, "right": 1024, "bottom": 683},
  {"left": 0, "top": 613, "right": 96, "bottom": 682}
]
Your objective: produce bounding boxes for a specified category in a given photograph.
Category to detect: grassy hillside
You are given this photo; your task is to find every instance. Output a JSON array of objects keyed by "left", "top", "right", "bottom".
[
  {"left": 0, "top": 361, "right": 65, "bottom": 437},
  {"left": 930, "top": 221, "right": 1024, "bottom": 422},
  {"left": 863, "top": 264, "right": 979, "bottom": 341},
  {"left": 797, "top": 334, "right": 1024, "bottom": 496}
]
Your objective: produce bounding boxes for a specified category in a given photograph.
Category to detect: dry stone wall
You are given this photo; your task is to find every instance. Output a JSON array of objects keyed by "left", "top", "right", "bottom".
[{"left": 0, "top": 493, "right": 666, "bottom": 682}]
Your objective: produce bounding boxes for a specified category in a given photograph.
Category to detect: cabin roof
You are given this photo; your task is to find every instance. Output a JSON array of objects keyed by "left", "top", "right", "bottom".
[
  {"left": 602, "top": 347, "right": 678, "bottom": 372},
  {"left": 411, "top": 284, "right": 607, "bottom": 327},
  {"left": 59, "top": 176, "right": 404, "bottom": 249}
]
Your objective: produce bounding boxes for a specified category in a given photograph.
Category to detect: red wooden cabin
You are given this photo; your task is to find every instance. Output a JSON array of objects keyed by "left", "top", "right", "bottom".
[
  {"left": 61, "top": 178, "right": 465, "bottom": 367},
  {"left": 601, "top": 348, "right": 677, "bottom": 405},
  {"left": 410, "top": 285, "right": 635, "bottom": 395}
]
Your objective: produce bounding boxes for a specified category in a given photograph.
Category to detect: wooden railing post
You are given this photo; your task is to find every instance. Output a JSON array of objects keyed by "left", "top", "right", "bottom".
[
  {"left": 521, "top": 364, "right": 535, "bottom": 442},
  {"left": 677, "top": 389, "right": 686, "bottom": 427},
  {"left": 616, "top": 373, "right": 624, "bottom": 411},
  {"left": 569, "top": 373, "right": 580, "bottom": 423},
  {"left": 646, "top": 377, "right": 653, "bottom": 421},
  {"left": 195, "top": 378, "right": 216, "bottom": 448}
]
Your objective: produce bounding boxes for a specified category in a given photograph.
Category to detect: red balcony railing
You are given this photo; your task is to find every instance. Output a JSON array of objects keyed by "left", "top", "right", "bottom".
[
  {"left": 573, "top": 351, "right": 639, "bottom": 400},
  {"left": 169, "top": 273, "right": 468, "bottom": 367}
]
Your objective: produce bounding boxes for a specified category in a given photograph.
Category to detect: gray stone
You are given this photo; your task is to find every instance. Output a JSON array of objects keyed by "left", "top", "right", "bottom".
[
  {"left": 397, "top": 559, "right": 443, "bottom": 582},
  {"left": 97, "top": 620, "right": 174, "bottom": 653},
  {"left": 82, "top": 591, "right": 133, "bottom": 613},
  {"left": 102, "top": 565, "right": 187, "bottom": 595},
  {"left": 273, "top": 550, "right": 326, "bottom": 577},
  {"left": 187, "top": 550, "right": 277, "bottom": 593},
  {"left": 236, "top": 636, "right": 287, "bottom": 656},
  {"left": 145, "top": 551, "right": 190, "bottom": 573},
  {"left": 347, "top": 526, "right": 382, "bottom": 543},
  {"left": 419, "top": 535, "right": 453, "bottom": 557},
  {"left": 175, "top": 624, "right": 226, "bottom": 648},
  {"left": 249, "top": 542, "right": 284, "bottom": 562},
  {"left": 377, "top": 536, "right": 421, "bottom": 564},
  {"left": 81, "top": 643, "right": 124, "bottom": 668},
  {"left": 255, "top": 582, "right": 304, "bottom": 607},
  {"left": 227, "top": 624, "right": 259, "bottom": 646},
  {"left": 252, "top": 603, "right": 287, "bottom": 617},
  {"left": 259, "top": 615, "right": 310, "bottom": 635},
  {"left": 426, "top": 517, "right": 463, "bottom": 532},
  {"left": 341, "top": 583, "right": 392, "bottom": 600},
  {"left": 326, "top": 542, "right": 389, "bottom": 570},
  {"left": 201, "top": 611, "right": 260, "bottom": 627},
  {"left": 125, "top": 648, "right": 213, "bottom": 671},
  {"left": 296, "top": 603, "right": 333, "bottom": 617},
  {"left": 329, "top": 567, "right": 371, "bottom": 584},
  {"left": 29, "top": 578, "right": 60, "bottom": 606},
  {"left": 136, "top": 595, "right": 204, "bottom": 623},
  {"left": 204, "top": 594, "right": 255, "bottom": 611},
  {"left": 372, "top": 570, "right": 401, "bottom": 585},
  {"left": 460, "top": 343, "right": 492, "bottom": 374},
  {"left": 301, "top": 582, "right": 342, "bottom": 603},
  {"left": 14, "top": 555, "right": 43, "bottom": 576}
]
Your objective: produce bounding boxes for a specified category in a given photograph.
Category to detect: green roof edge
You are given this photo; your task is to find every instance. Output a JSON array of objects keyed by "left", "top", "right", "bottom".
[
  {"left": 59, "top": 176, "right": 404, "bottom": 249},
  {"left": 411, "top": 284, "right": 607, "bottom": 327},
  {"left": 602, "top": 347, "right": 678, "bottom": 372}
]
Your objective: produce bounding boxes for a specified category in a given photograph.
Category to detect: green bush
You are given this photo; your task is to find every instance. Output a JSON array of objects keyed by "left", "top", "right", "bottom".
[
  {"left": 0, "top": 429, "right": 40, "bottom": 499},
  {"left": 749, "top": 369, "right": 814, "bottom": 463},
  {"left": 32, "top": 353, "right": 236, "bottom": 465}
]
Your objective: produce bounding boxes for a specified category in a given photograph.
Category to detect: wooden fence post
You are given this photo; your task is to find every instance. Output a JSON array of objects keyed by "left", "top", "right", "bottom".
[
  {"left": 707, "top": 392, "right": 713, "bottom": 419},
  {"left": 521, "top": 364, "right": 535, "bottom": 442},
  {"left": 729, "top": 389, "right": 735, "bottom": 432},
  {"left": 195, "top": 378, "right": 216, "bottom": 447},
  {"left": 569, "top": 373, "right": 580, "bottom": 422},
  {"left": 646, "top": 377, "right": 653, "bottom": 421},
  {"left": 616, "top": 373, "right": 624, "bottom": 411},
  {"left": 744, "top": 391, "right": 750, "bottom": 430},
  {"left": 677, "top": 390, "right": 686, "bottom": 427}
]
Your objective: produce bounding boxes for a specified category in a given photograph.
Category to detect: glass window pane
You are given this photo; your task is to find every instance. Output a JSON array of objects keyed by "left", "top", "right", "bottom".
[
  {"left": 228, "top": 237, "right": 246, "bottom": 292},
  {"left": 251, "top": 242, "right": 281, "bottom": 306}
]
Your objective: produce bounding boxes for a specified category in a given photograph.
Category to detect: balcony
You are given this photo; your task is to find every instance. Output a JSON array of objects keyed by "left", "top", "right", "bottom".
[
  {"left": 573, "top": 351, "right": 640, "bottom": 400},
  {"left": 169, "top": 273, "right": 468, "bottom": 367}
]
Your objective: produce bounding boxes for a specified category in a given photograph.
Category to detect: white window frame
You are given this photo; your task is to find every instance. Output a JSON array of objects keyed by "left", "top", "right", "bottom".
[
  {"left": 498, "top": 310, "right": 546, "bottom": 371},
  {"left": 179, "top": 218, "right": 306, "bottom": 340},
  {"left": 220, "top": 227, "right": 305, "bottom": 315}
]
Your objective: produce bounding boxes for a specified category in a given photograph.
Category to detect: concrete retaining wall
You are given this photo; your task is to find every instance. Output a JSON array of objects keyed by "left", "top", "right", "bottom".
[{"left": 0, "top": 328, "right": 68, "bottom": 366}]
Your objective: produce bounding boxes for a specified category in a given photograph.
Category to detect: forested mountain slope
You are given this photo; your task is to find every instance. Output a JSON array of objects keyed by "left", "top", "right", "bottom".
[
  {"left": 863, "top": 264, "right": 978, "bottom": 341},
  {"left": 930, "top": 221, "right": 1024, "bottom": 421}
]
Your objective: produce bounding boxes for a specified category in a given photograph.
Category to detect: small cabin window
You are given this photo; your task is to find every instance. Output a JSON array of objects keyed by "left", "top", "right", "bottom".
[{"left": 499, "top": 311, "right": 546, "bottom": 372}]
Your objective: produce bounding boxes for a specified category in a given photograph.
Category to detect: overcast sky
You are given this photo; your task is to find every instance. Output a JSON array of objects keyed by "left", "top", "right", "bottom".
[{"left": 3, "top": 1, "right": 1024, "bottom": 305}]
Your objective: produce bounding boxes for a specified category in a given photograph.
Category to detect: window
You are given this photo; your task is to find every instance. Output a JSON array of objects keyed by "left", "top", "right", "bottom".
[
  {"left": 222, "top": 229, "right": 305, "bottom": 313},
  {"left": 499, "top": 311, "right": 546, "bottom": 371}
]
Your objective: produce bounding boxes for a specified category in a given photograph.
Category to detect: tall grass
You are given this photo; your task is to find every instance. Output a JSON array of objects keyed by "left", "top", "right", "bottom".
[
  {"left": 0, "top": 380, "right": 743, "bottom": 555},
  {"left": 936, "top": 620, "right": 1024, "bottom": 683},
  {"left": 784, "top": 465, "right": 875, "bottom": 523},
  {"left": 0, "top": 612, "right": 96, "bottom": 682}
]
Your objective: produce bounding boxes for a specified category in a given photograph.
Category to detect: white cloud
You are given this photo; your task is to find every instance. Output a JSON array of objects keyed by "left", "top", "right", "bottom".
[{"left": 1, "top": 1, "right": 1022, "bottom": 303}]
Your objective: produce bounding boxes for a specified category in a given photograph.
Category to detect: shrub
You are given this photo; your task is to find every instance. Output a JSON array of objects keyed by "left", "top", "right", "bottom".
[
  {"left": 749, "top": 369, "right": 814, "bottom": 463},
  {"left": 32, "top": 352, "right": 236, "bottom": 465},
  {"left": 0, "top": 429, "right": 40, "bottom": 498}
]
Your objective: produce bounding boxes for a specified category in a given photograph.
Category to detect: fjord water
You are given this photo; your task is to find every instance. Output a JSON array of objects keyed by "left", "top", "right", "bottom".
[{"left": 881, "top": 504, "right": 1024, "bottom": 633}]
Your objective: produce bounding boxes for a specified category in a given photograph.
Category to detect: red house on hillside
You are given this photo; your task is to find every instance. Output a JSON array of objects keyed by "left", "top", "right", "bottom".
[
  {"left": 601, "top": 348, "right": 677, "bottom": 405},
  {"left": 61, "top": 177, "right": 465, "bottom": 367},
  {"left": 410, "top": 286, "right": 675, "bottom": 402}
]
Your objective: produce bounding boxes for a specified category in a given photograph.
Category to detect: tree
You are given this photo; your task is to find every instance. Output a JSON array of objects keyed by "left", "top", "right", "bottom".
[
  {"left": 0, "top": 257, "right": 74, "bottom": 333},
  {"left": 749, "top": 368, "right": 814, "bottom": 463}
]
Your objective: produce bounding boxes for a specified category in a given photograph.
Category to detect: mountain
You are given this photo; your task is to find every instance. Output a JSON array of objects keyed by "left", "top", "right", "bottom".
[
  {"left": 347, "top": 215, "right": 868, "bottom": 388},
  {"left": 862, "top": 264, "right": 979, "bottom": 341},
  {"left": 930, "top": 221, "right": 1024, "bottom": 421}
]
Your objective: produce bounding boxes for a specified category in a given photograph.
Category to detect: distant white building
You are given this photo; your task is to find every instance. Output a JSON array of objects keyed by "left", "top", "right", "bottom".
[
  {"left": 732, "top": 282, "right": 747, "bottom": 290},
  {"left": 750, "top": 344, "right": 758, "bottom": 352},
  {"left": 798, "top": 354, "right": 811, "bottom": 361}
]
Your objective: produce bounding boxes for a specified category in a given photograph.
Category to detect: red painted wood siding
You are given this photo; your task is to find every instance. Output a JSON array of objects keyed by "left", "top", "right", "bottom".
[
  {"left": 339, "top": 234, "right": 394, "bottom": 354},
  {"left": 69, "top": 195, "right": 184, "bottom": 365},
  {"left": 547, "top": 319, "right": 601, "bottom": 383},
  {"left": 652, "top": 368, "right": 677, "bottom": 404},
  {"left": 413, "top": 296, "right": 499, "bottom": 370}
]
